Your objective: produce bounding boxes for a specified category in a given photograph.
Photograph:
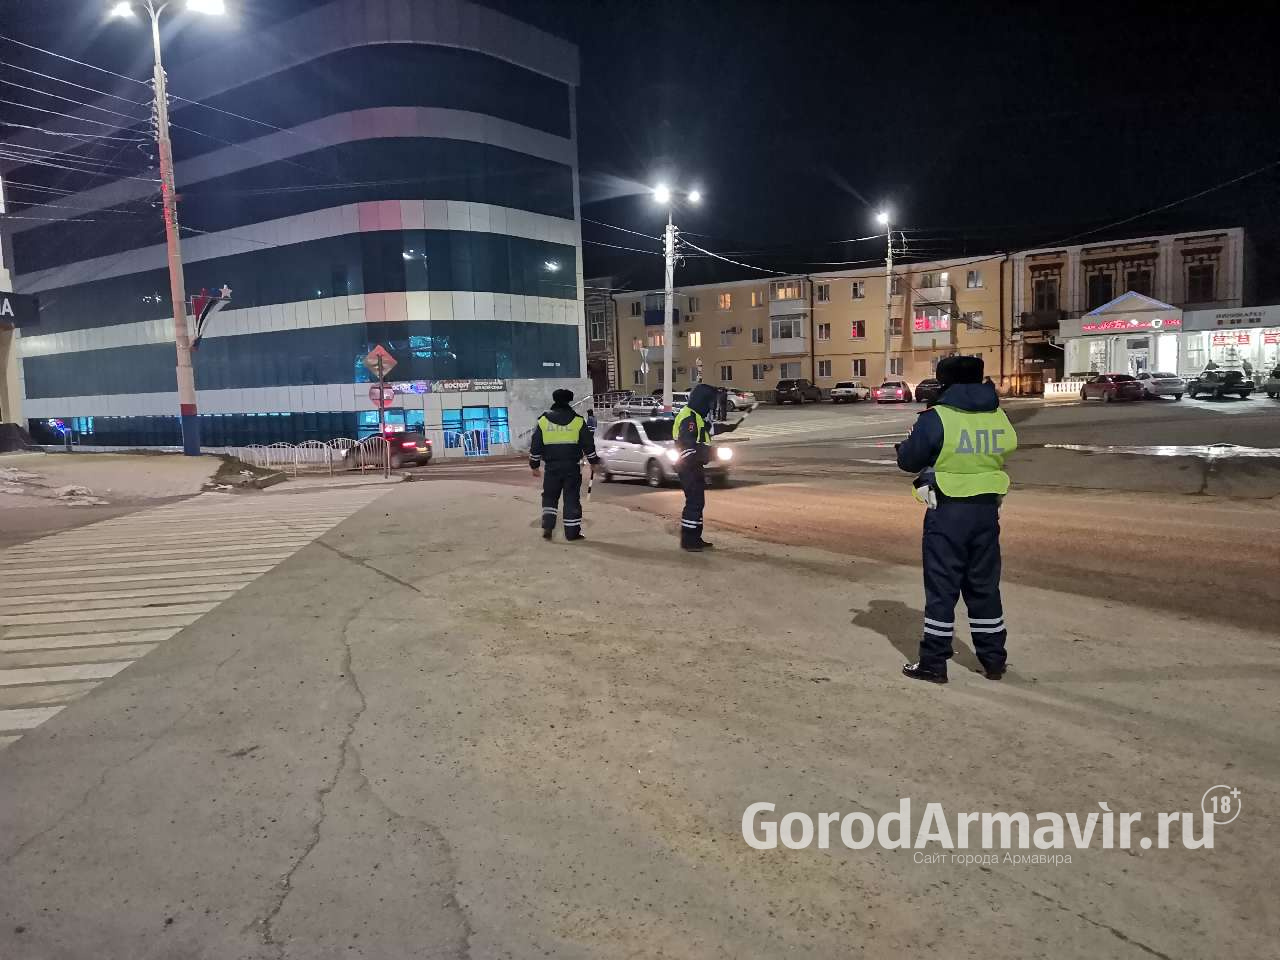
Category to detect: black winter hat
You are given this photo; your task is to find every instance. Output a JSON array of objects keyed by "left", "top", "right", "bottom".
[
  {"left": 552, "top": 388, "right": 574, "bottom": 405},
  {"left": 936, "top": 355, "right": 984, "bottom": 386}
]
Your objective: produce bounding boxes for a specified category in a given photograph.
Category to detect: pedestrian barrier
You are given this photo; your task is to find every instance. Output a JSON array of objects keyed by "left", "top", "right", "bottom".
[{"left": 1043, "top": 379, "right": 1087, "bottom": 401}]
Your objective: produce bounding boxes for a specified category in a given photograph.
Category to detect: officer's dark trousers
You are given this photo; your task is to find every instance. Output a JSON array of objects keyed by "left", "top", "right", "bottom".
[
  {"left": 919, "top": 499, "right": 1006, "bottom": 672},
  {"left": 541, "top": 463, "right": 583, "bottom": 539},
  {"left": 677, "top": 463, "right": 706, "bottom": 546}
]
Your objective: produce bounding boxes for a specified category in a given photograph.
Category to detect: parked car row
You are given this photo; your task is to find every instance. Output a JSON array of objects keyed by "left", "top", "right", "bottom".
[{"left": 1081, "top": 369, "right": 1268, "bottom": 402}]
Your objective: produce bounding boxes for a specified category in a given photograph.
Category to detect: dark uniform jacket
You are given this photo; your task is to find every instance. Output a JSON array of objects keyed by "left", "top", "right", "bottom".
[
  {"left": 895, "top": 381, "right": 1003, "bottom": 503},
  {"left": 675, "top": 383, "right": 716, "bottom": 467},
  {"left": 529, "top": 402, "right": 599, "bottom": 469}
]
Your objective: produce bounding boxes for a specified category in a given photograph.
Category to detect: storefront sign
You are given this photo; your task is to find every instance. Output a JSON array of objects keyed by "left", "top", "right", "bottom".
[
  {"left": 1080, "top": 317, "right": 1181, "bottom": 334},
  {"left": 1183, "top": 305, "right": 1280, "bottom": 331},
  {"left": 1211, "top": 332, "right": 1253, "bottom": 347},
  {"left": 390, "top": 379, "right": 507, "bottom": 395}
]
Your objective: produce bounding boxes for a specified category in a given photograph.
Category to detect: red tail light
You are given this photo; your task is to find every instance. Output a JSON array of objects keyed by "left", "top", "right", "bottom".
[
  {"left": 896, "top": 389, "right": 903, "bottom": 397},
  {"left": 400, "top": 441, "right": 418, "bottom": 449}
]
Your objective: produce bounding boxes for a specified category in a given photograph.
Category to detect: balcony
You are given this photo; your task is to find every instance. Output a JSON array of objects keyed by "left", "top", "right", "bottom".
[
  {"left": 1018, "top": 309, "right": 1064, "bottom": 332},
  {"left": 913, "top": 283, "right": 955, "bottom": 306},
  {"left": 769, "top": 279, "right": 811, "bottom": 317}
]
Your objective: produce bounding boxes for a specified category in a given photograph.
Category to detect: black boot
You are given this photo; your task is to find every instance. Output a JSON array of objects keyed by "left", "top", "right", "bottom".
[
  {"left": 980, "top": 661, "right": 1006, "bottom": 680},
  {"left": 680, "top": 529, "right": 704, "bottom": 552},
  {"left": 542, "top": 527, "right": 553, "bottom": 541},
  {"left": 902, "top": 661, "right": 948, "bottom": 684}
]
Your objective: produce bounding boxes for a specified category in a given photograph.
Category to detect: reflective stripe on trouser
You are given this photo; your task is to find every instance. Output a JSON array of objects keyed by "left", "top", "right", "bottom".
[
  {"left": 541, "top": 464, "right": 583, "bottom": 538},
  {"left": 919, "top": 499, "right": 1006, "bottom": 671},
  {"left": 678, "top": 463, "right": 706, "bottom": 547}
]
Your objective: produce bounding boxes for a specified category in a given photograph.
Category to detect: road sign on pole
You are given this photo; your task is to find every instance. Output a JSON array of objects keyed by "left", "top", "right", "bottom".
[
  {"left": 363, "top": 345, "right": 396, "bottom": 477},
  {"left": 363, "top": 344, "right": 397, "bottom": 379},
  {"left": 368, "top": 384, "right": 395, "bottom": 407}
]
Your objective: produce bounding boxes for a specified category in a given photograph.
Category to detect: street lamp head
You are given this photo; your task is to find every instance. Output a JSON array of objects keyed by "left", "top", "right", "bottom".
[
  {"left": 108, "top": 1, "right": 136, "bottom": 17},
  {"left": 876, "top": 211, "right": 891, "bottom": 226},
  {"left": 188, "top": 0, "right": 226, "bottom": 14},
  {"left": 652, "top": 184, "right": 672, "bottom": 205},
  {"left": 687, "top": 189, "right": 702, "bottom": 205}
]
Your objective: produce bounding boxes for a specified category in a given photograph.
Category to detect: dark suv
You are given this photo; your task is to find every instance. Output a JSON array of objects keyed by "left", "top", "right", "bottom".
[
  {"left": 774, "top": 378, "right": 823, "bottom": 404},
  {"left": 1186, "top": 369, "right": 1254, "bottom": 400}
]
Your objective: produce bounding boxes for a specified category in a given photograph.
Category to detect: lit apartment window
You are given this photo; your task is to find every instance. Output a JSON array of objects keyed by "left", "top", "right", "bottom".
[
  {"left": 852, "top": 358, "right": 867, "bottom": 377},
  {"left": 1187, "top": 264, "right": 1216, "bottom": 302},
  {"left": 751, "top": 363, "right": 766, "bottom": 381},
  {"left": 633, "top": 369, "right": 644, "bottom": 385},
  {"left": 632, "top": 337, "right": 642, "bottom": 350},
  {"left": 771, "top": 280, "right": 803, "bottom": 301},
  {"left": 589, "top": 310, "right": 606, "bottom": 342},
  {"left": 818, "top": 359, "right": 832, "bottom": 378},
  {"left": 688, "top": 331, "right": 702, "bottom": 348},
  {"left": 850, "top": 319, "right": 865, "bottom": 338},
  {"left": 817, "top": 322, "right": 831, "bottom": 341},
  {"left": 780, "top": 361, "right": 802, "bottom": 379},
  {"left": 630, "top": 301, "right": 642, "bottom": 317},
  {"left": 688, "top": 295, "right": 701, "bottom": 313},
  {"left": 1033, "top": 277, "right": 1059, "bottom": 311},
  {"left": 891, "top": 276, "right": 903, "bottom": 295},
  {"left": 890, "top": 317, "right": 904, "bottom": 337},
  {"left": 751, "top": 327, "right": 764, "bottom": 344},
  {"left": 966, "top": 270, "right": 983, "bottom": 289},
  {"left": 851, "top": 281, "right": 865, "bottom": 299},
  {"left": 720, "top": 328, "right": 734, "bottom": 346},
  {"left": 889, "top": 357, "right": 904, "bottom": 375},
  {"left": 750, "top": 290, "right": 765, "bottom": 307},
  {"left": 816, "top": 283, "right": 830, "bottom": 303},
  {"left": 718, "top": 292, "right": 733, "bottom": 310},
  {"left": 771, "top": 317, "right": 803, "bottom": 340},
  {"left": 648, "top": 333, "right": 664, "bottom": 347},
  {"left": 719, "top": 364, "right": 732, "bottom": 382}
]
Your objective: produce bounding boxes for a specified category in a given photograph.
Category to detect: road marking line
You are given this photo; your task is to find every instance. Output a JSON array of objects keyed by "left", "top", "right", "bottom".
[
  {"left": 0, "top": 643, "right": 159, "bottom": 669},
  {"left": 0, "top": 568, "right": 275, "bottom": 591},
  {"left": 0, "top": 735, "right": 20, "bottom": 750},
  {"left": 0, "top": 602, "right": 219, "bottom": 627},
  {"left": 0, "top": 587, "right": 240, "bottom": 610},
  {"left": 0, "top": 705, "right": 66, "bottom": 731},
  {"left": 0, "top": 629, "right": 181, "bottom": 653}
]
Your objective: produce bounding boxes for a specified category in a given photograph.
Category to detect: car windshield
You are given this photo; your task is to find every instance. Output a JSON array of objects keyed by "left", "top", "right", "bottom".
[
  {"left": 834, "top": 382, "right": 855, "bottom": 389},
  {"left": 880, "top": 382, "right": 904, "bottom": 388},
  {"left": 1151, "top": 372, "right": 1178, "bottom": 379},
  {"left": 642, "top": 420, "right": 675, "bottom": 443}
]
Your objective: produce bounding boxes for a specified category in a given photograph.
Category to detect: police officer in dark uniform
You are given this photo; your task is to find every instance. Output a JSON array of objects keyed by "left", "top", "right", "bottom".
[
  {"left": 895, "top": 356, "right": 1018, "bottom": 683},
  {"left": 529, "top": 389, "right": 598, "bottom": 541},
  {"left": 672, "top": 383, "right": 717, "bottom": 551}
]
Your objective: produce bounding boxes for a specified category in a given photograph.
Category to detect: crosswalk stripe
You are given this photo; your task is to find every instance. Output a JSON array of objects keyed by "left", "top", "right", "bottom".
[{"left": 0, "top": 486, "right": 388, "bottom": 747}]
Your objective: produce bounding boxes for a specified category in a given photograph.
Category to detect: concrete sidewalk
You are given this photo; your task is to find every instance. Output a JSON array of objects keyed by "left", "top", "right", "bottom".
[{"left": 0, "top": 481, "right": 1275, "bottom": 959}]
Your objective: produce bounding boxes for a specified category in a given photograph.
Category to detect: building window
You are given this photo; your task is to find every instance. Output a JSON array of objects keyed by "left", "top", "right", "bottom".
[
  {"left": 816, "top": 283, "right": 830, "bottom": 303},
  {"left": 633, "top": 369, "right": 644, "bottom": 385},
  {"left": 750, "top": 289, "right": 765, "bottom": 307},
  {"left": 890, "top": 276, "right": 902, "bottom": 296},
  {"left": 631, "top": 337, "right": 643, "bottom": 350},
  {"left": 751, "top": 363, "right": 766, "bottom": 381},
  {"left": 966, "top": 270, "right": 983, "bottom": 289},
  {"left": 889, "top": 357, "right": 904, "bottom": 375},
  {"left": 1087, "top": 273, "right": 1114, "bottom": 310},
  {"left": 850, "top": 319, "right": 865, "bottom": 338},
  {"left": 817, "top": 322, "right": 831, "bottom": 341},
  {"left": 648, "top": 333, "right": 664, "bottom": 347},
  {"left": 817, "top": 359, "right": 832, "bottom": 378},
  {"left": 751, "top": 327, "right": 764, "bottom": 344},
  {"left": 630, "top": 301, "right": 642, "bottom": 317},
  {"left": 965, "top": 310, "right": 984, "bottom": 331},
  {"left": 770, "top": 280, "right": 803, "bottom": 301},
  {"left": 889, "top": 317, "right": 904, "bottom": 337},
  {"left": 719, "top": 364, "right": 732, "bottom": 382},
  {"left": 913, "top": 307, "right": 951, "bottom": 333},
  {"left": 771, "top": 317, "right": 803, "bottom": 340},
  {"left": 1033, "top": 276, "right": 1059, "bottom": 312},
  {"left": 589, "top": 309, "right": 606, "bottom": 343},
  {"left": 1187, "top": 264, "right": 1216, "bottom": 303},
  {"left": 687, "top": 331, "right": 702, "bottom": 348},
  {"left": 688, "top": 295, "right": 700, "bottom": 313},
  {"left": 780, "top": 361, "right": 802, "bottom": 379},
  {"left": 921, "top": 272, "right": 939, "bottom": 288},
  {"left": 1123, "top": 268, "right": 1151, "bottom": 297},
  {"left": 852, "top": 358, "right": 867, "bottom": 377},
  {"left": 851, "top": 281, "right": 865, "bottom": 300},
  {"left": 720, "top": 328, "right": 734, "bottom": 346},
  {"left": 718, "top": 292, "right": 732, "bottom": 310}
]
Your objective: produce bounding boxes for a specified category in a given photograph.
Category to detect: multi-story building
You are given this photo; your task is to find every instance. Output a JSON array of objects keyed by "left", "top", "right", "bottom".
[
  {"left": 615, "top": 256, "right": 1016, "bottom": 398},
  {"left": 584, "top": 275, "right": 619, "bottom": 394},
  {"left": 0, "top": 0, "right": 587, "bottom": 454}
]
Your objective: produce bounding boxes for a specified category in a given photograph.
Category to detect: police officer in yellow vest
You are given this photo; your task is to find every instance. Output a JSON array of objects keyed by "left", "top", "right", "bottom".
[
  {"left": 673, "top": 383, "right": 717, "bottom": 551},
  {"left": 530, "top": 389, "right": 599, "bottom": 541},
  {"left": 895, "top": 356, "right": 1017, "bottom": 683}
]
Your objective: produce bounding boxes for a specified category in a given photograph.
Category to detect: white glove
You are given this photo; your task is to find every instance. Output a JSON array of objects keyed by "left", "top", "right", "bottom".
[{"left": 914, "top": 477, "right": 938, "bottom": 509}]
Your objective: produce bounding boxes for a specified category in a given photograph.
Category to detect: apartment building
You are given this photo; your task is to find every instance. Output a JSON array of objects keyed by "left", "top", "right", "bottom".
[
  {"left": 615, "top": 256, "right": 1015, "bottom": 398},
  {"left": 584, "top": 276, "right": 619, "bottom": 393}
]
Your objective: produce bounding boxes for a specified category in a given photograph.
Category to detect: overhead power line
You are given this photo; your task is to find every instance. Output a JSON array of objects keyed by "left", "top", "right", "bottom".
[
  {"left": 1, "top": 120, "right": 148, "bottom": 143},
  {"left": 0, "top": 58, "right": 149, "bottom": 107},
  {"left": 0, "top": 76, "right": 148, "bottom": 124},
  {"left": 678, "top": 238, "right": 791, "bottom": 276}
]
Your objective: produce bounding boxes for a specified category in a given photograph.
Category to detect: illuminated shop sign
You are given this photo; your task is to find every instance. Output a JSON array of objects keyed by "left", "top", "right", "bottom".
[
  {"left": 389, "top": 379, "right": 507, "bottom": 395},
  {"left": 1081, "top": 317, "right": 1182, "bottom": 334}
]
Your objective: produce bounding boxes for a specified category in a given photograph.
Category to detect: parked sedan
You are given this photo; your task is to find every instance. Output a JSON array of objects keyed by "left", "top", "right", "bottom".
[
  {"left": 774, "top": 378, "right": 823, "bottom": 404},
  {"left": 726, "top": 389, "right": 759, "bottom": 412},
  {"left": 1263, "top": 367, "right": 1280, "bottom": 399},
  {"left": 613, "top": 395, "right": 662, "bottom": 417},
  {"left": 596, "top": 417, "right": 733, "bottom": 488},
  {"left": 1135, "top": 371, "right": 1185, "bottom": 400},
  {"left": 1186, "top": 369, "right": 1254, "bottom": 400},
  {"left": 873, "top": 380, "right": 912, "bottom": 403},
  {"left": 1080, "top": 374, "right": 1144, "bottom": 402},
  {"left": 829, "top": 380, "right": 871, "bottom": 403},
  {"left": 913, "top": 378, "right": 943, "bottom": 404}
]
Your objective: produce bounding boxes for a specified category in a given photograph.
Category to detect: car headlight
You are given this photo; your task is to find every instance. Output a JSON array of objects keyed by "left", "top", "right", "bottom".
[
  {"left": 716, "top": 446, "right": 733, "bottom": 461},
  {"left": 665, "top": 448, "right": 680, "bottom": 463}
]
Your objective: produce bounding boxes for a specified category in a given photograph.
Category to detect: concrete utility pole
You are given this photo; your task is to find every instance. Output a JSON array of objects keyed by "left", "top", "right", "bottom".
[
  {"left": 112, "top": 0, "right": 225, "bottom": 455},
  {"left": 877, "top": 211, "right": 894, "bottom": 381},
  {"left": 651, "top": 183, "right": 700, "bottom": 412}
]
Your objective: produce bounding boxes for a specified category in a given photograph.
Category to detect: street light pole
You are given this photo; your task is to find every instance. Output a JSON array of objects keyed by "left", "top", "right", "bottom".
[
  {"left": 877, "top": 211, "right": 894, "bottom": 381},
  {"left": 112, "top": 0, "right": 224, "bottom": 455},
  {"left": 651, "top": 183, "right": 700, "bottom": 412}
]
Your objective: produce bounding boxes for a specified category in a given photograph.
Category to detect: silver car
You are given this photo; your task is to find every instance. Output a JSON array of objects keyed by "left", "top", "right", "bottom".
[
  {"left": 1135, "top": 371, "right": 1185, "bottom": 400},
  {"left": 596, "top": 417, "right": 733, "bottom": 487},
  {"left": 1263, "top": 368, "right": 1280, "bottom": 399},
  {"left": 612, "top": 395, "right": 661, "bottom": 418}
]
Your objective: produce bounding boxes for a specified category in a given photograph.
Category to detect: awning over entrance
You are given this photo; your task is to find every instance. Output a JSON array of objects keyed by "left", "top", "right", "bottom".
[{"left": 1060, "top": 291, "right": 1182, "bottom": 338}]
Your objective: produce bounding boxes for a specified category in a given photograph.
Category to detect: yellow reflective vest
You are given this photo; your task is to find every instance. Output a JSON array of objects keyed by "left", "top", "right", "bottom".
[
  {"left": 537, "top": 414, "right": 585, "bottom": 446},
  {"left": 671, "top": 407, "right": 709, "bottom": 445},
  {"left": 926, "top": 404, "right": 1017, "bottom": 499}
]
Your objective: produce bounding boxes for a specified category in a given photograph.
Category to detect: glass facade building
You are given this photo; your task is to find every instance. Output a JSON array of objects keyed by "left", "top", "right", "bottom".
[{"left": 1, "top": 0, "right": 586, "bottom": 453}]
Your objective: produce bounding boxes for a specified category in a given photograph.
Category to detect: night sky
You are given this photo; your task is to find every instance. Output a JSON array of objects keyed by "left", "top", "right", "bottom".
[{"left": 4, "top": 0, "right": 1279, "bottom": 294}]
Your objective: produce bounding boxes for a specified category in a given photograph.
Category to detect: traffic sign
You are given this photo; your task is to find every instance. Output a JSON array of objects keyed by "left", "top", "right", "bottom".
[
  {"left": 368, "top": 384, "right": 395, "bottom": 408},
  {"left": 363, "top": 344, "right": 397, "bottom": 378}
]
